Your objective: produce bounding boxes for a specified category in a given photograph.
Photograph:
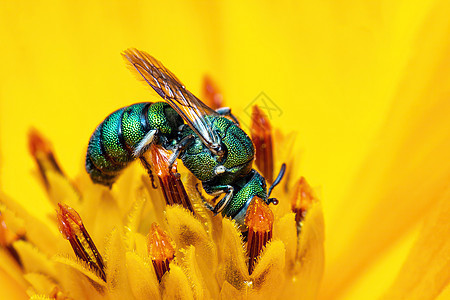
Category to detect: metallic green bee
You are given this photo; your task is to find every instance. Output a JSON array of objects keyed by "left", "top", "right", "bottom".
[{"left": 86, "top": 49, "right": 285, "bottom": 225}]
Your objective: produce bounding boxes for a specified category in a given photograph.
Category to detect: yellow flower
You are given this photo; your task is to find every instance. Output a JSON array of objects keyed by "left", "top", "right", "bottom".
[
  {"left": 1, "top": 71, "right": 325, "bottom": 299},
  {"left": 0, "top": 1, "right": 449, "bottom": 299}
]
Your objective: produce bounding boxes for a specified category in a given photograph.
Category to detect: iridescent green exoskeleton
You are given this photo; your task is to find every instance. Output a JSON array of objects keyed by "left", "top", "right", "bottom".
[
  {"left": 86, "top": 102, "right": 183, "bottom": 186},
  {"left": 85, "top": 49, "right": 285, "bottom": 226}
]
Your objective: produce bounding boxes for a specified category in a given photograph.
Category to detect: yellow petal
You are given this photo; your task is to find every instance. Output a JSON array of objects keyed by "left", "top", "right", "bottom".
[
  {"left": 284, "top": 202, "right": 325, "bottom": 300},
  {"left": 2, "top": 1, "right": 448, "bottom": 299},
  {"left": 437, "top": 284, "right": 450, "bottom": 300},
  {"left": 124, "top": 197, "right": 146, "bottom": 250},
  {"left": 53, "top": 255, "right": 106, "bottom": 298},
  {"left": 0, "top": 249, "right": 28, "bottom": 290},
  {"left": 273, "top": 212, "right": 297, "bottom": 273},
  {"left": 218, "top": 239, "right": 286, "bottom": 299},
  {"left": 161, "top": 264, "right": 194, "bottom": 300},
  {"left": 180, "top": 245, "right": 213, "bottom": 299},
  {"left": 125, "top": 197, "right": 145, "bottom": 234},
  {"left": 104, "top": 227, "right": 132, "bottom": 298},
  {"left": 0, "top": 192, "right": 60, "bottom": 256},
  {"left": 30, "top": 296, "right": 52, "bottom": 300},
  {"left": 141, "top": 174, "right": 168, "bottom": 232},
  {"left": 128, "top": 232, "right": 148, "bottom": 259},
  {"left": 165, "top": 205, "right": 218, "bottom": 279},
  {"left": 250, "top": 240, "right": 286, "bottom": 299},
  {"left": 13, "top": 240, "right": 57, "bottom": 279},
  {"left": 125, "top": 251, "right": 160, "bottom": 300},
  {"left": 0, "top": 204, "right": 25, "bottom": 236},
  {"left": 381, "top": 188, "right": 450, "bottom": 299},
  {"left": 219, "top": 281, "right": 243, "bottom": 300},
  {"left": 0, "top": 267, "right": 28, "bottom": 299},
  {"left": 24, "top": 273, "right": 57, "bottom": 297},
  {"left": 82, "top": 189, "right": 121, "bottom": 251},
  {"left": 216, "top": 218, "right": 248, "bottom": 290},
  {"left": 46, "top": 171, "right": 80, "bottom": 208},
  {"left": 322, "top": 0, "right": 450, "bottom": 296},
  {"left": 112, "top": 164, "right": 145, "bottom": 214}
]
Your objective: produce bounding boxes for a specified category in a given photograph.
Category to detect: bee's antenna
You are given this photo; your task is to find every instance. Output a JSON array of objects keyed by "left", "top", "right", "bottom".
[{"left": 267, "top": 163, "right": 286, "bottom": 198}]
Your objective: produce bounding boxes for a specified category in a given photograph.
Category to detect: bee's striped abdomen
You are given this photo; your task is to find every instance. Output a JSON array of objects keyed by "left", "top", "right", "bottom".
[
  {"left": 86, "top": 102, "right": 183, "bottom": 186},
  {"left": 122, "top": 103, "right": 150, "bottom": 151}
]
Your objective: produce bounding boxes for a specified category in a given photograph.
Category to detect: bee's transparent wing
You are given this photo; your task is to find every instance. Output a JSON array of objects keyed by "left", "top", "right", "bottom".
[{"left": 123, "top": 49, "right": 222, "bottom": 155}]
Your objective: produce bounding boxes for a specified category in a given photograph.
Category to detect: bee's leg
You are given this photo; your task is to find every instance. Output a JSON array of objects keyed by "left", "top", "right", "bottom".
[
  {"left": 195, "top": 183, "right": 215, "bottom": 211},
  {"left": 213, "top": 186, "right": 234, "bottom": 214},
  {"left": 139, "top": 157, "right": 157, "bottom": 189},
  {"left": 215, "top": 107, "right": 240, "bottom": 126},
  {"left": 168, "top": 134, "right": 195, "bottom": 169},
  {"left": 202, "top": 184, "right": 234, "bottom": 215},
  {"left": 133, "top": 129, "right": 158, "bottom": 158}
]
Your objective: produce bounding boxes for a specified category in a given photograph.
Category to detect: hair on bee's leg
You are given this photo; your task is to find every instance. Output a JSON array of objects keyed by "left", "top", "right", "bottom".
[
  {"left": 195, "top": 184, "right": 234, "bottom": 215},
  {"left": 133, "top": 129, "right": 158, "bottom": 158},
  {"left": 195, "top": 183, "right": 215, "bottom": 212},
  {"left": 140, "top": 157, "right": 157, "bottom": 189},
  {"left": 201, "top": 184, "right": 235, "bottom": 215},
  {"left": 212, "top": 185, "right": 234, "bottom": 215}
]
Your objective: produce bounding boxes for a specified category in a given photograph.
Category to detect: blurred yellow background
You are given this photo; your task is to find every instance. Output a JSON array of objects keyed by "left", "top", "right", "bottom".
[{"left": 0, "top": 1, "right": 449, "bottom": 299}]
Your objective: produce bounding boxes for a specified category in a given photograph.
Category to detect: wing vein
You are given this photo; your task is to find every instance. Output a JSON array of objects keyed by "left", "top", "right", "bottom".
[{"left": 122, "top": 48, "right": 222, "bottom": 155}]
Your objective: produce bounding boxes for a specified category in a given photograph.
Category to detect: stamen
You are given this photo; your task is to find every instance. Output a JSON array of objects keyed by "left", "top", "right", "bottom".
[
  {"left": 144, "top": 144, "right": 194, "bottom": 212},
  {"left": 28, "top": 128, "right": 65, "bottom": 190},
  {"left": 245, "top": 197, "right": 274, "bottom": 274},
  {"left": 291, "top": 177, "right": 316, "bottom": 233},
  {"left": 203, "top": 75, "right": 223, "bottom": 109},
  {"left": 148, "top": 223, "right": 175, "bottom": 282},
  {"left": 56, "top": 203, "right": 106, "bottom": 281},
  {"left": 250, "top": 105, "right": 274, "bottom": 184}
]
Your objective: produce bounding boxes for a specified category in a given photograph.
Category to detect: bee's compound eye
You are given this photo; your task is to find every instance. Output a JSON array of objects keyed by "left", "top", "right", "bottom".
[{"left": 215, "top": 165, "right": 226, "bottom": 175}]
